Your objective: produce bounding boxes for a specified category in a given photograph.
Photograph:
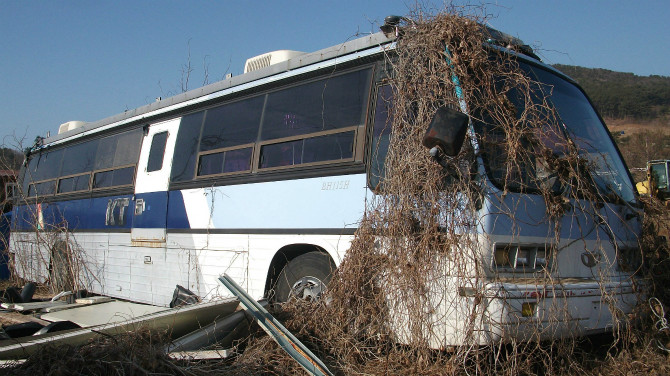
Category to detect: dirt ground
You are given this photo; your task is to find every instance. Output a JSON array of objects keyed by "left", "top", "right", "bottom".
[{"left": 605, "top": 117, "right": 670, "bottom": 136}]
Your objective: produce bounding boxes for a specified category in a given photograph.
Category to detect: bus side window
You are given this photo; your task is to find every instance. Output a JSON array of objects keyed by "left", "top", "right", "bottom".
[
  {"left": 147, "top": 131, "right": 169, "bottom": 172},
  {"left": 260, "top": 69, "right": 370, "bottom": 141},
  {"left": 258, "top": 69, "right": 370, "bottom": 170},
  {"left": 369, "top": 84, "right": 392, "bottom": 190},
  {"left": 195, "top": 96, "right": 263, "bottom": 177},
  {"left": 171, "top": 112, "right": 205, "bottom": 182}
]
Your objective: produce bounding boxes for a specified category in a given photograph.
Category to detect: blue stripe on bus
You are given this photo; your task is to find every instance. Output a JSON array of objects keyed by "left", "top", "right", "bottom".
[
  {"left": 167, "top": 190, "right": 190, "bottom": 229},
  {"left": 10, "top": 189, "right": 633, "bottom": 243},
  {"left": 11, "top": 191, "right": 191, "bottom": 231},
  {"left": 133, "top": 192, "right": 168, "bottom": 229}
]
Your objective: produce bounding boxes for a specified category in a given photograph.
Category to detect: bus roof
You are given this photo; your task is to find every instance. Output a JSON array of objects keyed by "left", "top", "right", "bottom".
[
  {"left": 40, "top": 20, "right": 545, "bottom": 149},
  {"left": 43, "top": 32, "right": 396, "bottom": 147}
]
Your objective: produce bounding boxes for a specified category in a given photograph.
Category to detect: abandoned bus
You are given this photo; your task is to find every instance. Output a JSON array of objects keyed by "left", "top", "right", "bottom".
[{"left": 9, "top": 21, "right": 640, "bottom": 346}]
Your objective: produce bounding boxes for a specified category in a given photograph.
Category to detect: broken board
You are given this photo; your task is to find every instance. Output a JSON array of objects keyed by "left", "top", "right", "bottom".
[
  {"left": 43, "top": 296, "right": 115, "bottom": 313},
  {"left": 1, "top": 301, "right": 68, "bottom": 312},
  {"left": 74, "top": 296, "right": 112, "bottom": 304}
]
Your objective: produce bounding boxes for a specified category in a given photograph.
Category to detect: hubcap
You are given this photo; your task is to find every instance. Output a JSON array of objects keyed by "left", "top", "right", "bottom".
[{"left": 290, "top": 276, "right": 325, "bottom": 300}]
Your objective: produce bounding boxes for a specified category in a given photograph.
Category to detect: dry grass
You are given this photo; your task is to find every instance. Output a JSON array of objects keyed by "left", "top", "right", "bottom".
[
  {"left": 7, "top": 329, "right": 187, "bottom": 376},
  {"left": 606, "top": 118, "right": 670, "bottom": 137}
]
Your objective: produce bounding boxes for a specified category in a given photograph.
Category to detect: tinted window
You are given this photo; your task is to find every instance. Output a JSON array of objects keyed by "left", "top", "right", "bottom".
[
  {"left": 198, "top": 152, "right": 224, "bottom": 176},
  {"left": 224, "top": 148, "right": 253, "bottom": 173},
  {"left": 93, "top": 166, "right": 135, "bottom": 189},
  {"left": 61, "top": 139, "right": 98, "bottom": 176},
  {"left": 260, "top": 140, "right": 303, "bottom": 169},
  {"left": 58, "top": 174, "right": 90, "bottom": 194},
  {"left": 22, "top": 157, "right": 40, "bottom": 193},
  {"left": 113, "top": 130, "right": 143, "bottom": 166},
  {"left": 369, "top": 85, "right": 393, "bottom": 189},
  {"left": 29, "top": 180, "right": 56, "bottom": 196},
  {"left": 171, "top": 112, "right": 204, "bottom": 182},
  {"left": 651, "top": 163, "right": 668, "bottom": 190},
  {"left": 261, "top": 69, "right": 371, "bottom": 140},
  {"left": 31, "top": 148, "right": 64, "bottom": 181},
  {"left": 95, "top": 129, "right": 143, "bottom": 170},
  {"left": 260, "top": 132, "right": 355, "bottom": 169},
  {"left": 200, "top": 96, "right": 264, "bottom": 151},
  {"left": 303, "top": 131, "right": 354, "bottom": 163},
  {"left": 147, "top": 131, "right": 169, "bottom": 172},
  {"left": 198, "top": 147, "right": 253, "bottom": 176}
]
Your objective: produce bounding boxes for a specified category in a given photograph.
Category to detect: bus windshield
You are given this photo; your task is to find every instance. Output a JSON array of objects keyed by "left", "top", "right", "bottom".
[{"left": 475, "top": 61, "right": 636, "bottom": 204}]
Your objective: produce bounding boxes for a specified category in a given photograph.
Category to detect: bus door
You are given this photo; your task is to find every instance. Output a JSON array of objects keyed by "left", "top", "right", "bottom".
[{"left": 131, "top": 118, "right": 180, "bottom": 245}]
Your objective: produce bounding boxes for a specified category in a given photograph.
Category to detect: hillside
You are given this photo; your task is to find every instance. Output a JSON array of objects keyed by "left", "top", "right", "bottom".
[
  {"left": 0, "top": 148, "right": 22, "bottom": 171},
  {"left": 553, "top": 65, "right": 670, "bottom": 176},
  {"left": 554, "top": 64, "right": 670, "bottom": 121}
]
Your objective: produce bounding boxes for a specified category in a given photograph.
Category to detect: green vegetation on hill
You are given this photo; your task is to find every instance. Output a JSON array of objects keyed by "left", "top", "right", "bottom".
[
  {"left": 554, "top": 64, "right": 670, "bottom": 121},
  {"left": 0, "top": 148, "right": 22, "bottom": 171}
]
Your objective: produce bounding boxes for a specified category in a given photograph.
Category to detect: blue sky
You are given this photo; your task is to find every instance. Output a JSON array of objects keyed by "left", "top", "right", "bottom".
[{"left": 1, "top": 1, "right": 668, "bottom": 147}]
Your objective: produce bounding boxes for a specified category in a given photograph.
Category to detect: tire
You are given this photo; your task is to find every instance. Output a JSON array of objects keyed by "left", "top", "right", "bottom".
[{"left": 274, "top": 251, "right": 336, "bottom": 303}]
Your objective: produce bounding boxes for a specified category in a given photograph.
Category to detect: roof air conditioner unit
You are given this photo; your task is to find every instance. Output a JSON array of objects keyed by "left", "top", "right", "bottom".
[{"left": 244, "top": 50, "right": 305, "bottom": 73}]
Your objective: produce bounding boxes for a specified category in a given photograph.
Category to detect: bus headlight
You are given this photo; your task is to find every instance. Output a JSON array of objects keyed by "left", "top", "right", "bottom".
[
  {"left": 521, "top": 302, "right": 537, "bottom": 317},
  {"left": 493, "top": 244, "right": 550, "bottom": 271}
]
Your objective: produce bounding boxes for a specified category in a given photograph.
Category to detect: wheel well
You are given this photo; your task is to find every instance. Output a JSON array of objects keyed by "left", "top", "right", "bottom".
[{"left": 264, "top": 244, "right": 333, "bottom": 298}]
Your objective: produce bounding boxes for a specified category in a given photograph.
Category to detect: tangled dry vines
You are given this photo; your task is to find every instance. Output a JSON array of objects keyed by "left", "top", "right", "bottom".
[{"left": 230, "top": 10, "right": 670, "bottom": 376}]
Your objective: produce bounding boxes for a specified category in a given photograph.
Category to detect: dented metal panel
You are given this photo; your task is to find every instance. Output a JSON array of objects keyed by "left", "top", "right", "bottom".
[
  {"left": 0, "top": 298, "right": 240, "bottom": 360},
  {"left": 219, "top": 274, "right": 333, "bottom": 376}
]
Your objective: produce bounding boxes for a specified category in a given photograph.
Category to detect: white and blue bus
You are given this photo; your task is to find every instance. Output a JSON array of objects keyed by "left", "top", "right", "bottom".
[{"left": 9, "top": 22, "right": 640, "bottom": 346}]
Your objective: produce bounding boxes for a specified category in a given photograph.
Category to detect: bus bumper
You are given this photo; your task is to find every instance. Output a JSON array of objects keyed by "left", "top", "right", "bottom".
[{"left": 480, "top": 279, "right": 638, "bottom": 343}]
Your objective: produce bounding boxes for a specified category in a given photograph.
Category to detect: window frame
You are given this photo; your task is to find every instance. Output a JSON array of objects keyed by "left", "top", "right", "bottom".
[
  {"left": 146, "top": 131, "right": 169, "bottom": 173},
  {"left": 56, "top": 172, "right": 92, "bottom": 195},
  {"left": 21, "top": 127, "right": 144, "bottom": 201},
  {"left": 91, "top": 164, "right": 137, "bottom": 191},
  {"left": 195, "top": 143, "right": 255, "bottom": 178},
  {"left": 256, "top": 126, "right": 358, "bottom": 172},
  {"left": 176, "top": 65, "right": 374, "bottom": 183},
  {"left": 27, "top": 178, "right": 58, "bottom": 197}
]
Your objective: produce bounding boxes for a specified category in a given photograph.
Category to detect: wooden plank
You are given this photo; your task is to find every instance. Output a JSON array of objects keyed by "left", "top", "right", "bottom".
[
  {"left": 42, "top": 303, "right": 87, "bottom": 313},
  {"left": 4, "top": 301, "right": 68, "bottom": 312},
  {"left": 75, "top": 296, "right": 112, "bottom": 304},
  {"left": 0, "top": 311, "right": 50, "bottom": 326},
  {"left": 167, "top": 349, "right": 232, "bottom": 360}
]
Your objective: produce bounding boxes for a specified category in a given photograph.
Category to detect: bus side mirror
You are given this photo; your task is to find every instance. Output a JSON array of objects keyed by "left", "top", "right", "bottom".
[{"left": 422, "top": 106, "right": 469, "bottom": 157}]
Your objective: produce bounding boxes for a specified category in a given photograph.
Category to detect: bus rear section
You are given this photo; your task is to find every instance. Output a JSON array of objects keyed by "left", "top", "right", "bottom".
[{"left": 9, "top": 46, "right": 380, "bottom": 306}]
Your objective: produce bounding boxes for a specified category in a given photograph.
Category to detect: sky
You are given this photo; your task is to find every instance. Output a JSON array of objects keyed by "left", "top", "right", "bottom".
[{"left": 1, "top": 1, "right": 669, "bottom": 147}]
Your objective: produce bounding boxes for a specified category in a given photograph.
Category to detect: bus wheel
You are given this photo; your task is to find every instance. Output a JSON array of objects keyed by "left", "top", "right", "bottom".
[{"left": 274, "top": 251, "right": 335, "bottom": 303}]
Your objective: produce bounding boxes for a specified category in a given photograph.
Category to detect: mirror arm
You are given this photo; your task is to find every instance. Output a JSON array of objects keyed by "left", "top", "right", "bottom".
[{"left": 429, "top": 146, "right": 452, "bottom": 169}]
